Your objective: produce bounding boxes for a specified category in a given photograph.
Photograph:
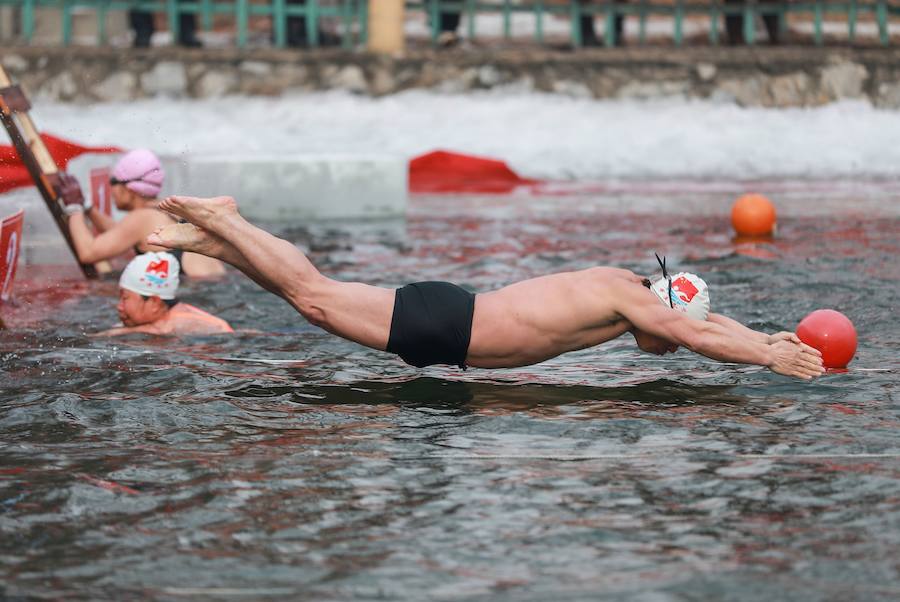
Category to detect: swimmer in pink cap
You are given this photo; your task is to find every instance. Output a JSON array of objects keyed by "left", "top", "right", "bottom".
[
  {"left": 147, "top": 195, "right": 826, "bottom": 380},
  {"left": 96, "top": 252, "right": 233, "bottom": 336},
  {"left": 63, "top": 149, "right": 224, "bottom": 278}
]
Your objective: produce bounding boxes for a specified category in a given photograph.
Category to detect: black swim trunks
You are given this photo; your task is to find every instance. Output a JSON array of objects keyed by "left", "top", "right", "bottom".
[{"left": 386, "top": 281, "right": 476, "bottom": 369}]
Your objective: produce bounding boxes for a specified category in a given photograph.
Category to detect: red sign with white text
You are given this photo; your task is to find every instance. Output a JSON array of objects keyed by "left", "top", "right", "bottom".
[
  {"left": 90, "top": 167, "right": 112, "bottom": 216},
  {"left": 0, "top": 209, "right": 24, "bottom": 302}
]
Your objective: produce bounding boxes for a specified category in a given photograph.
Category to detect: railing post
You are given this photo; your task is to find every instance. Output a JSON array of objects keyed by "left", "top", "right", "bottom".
[
  {"left": 21, "top": 0, "right": 35, "bottom": 43},
  {"left": 777, "top": 1, "right": 787, "bottom": 39},
  {"left": 273, "top": 0, "right": 287, "bottom": 48},
  {"left": 639, "top": 0, "right": 647, "bottom": 44},
  {"left": 570, "top": 0, "right": 583, "bottom": 47},
  {"left": 61, "top": 0, "right": 72, "bottom": 46},
  {"left": 604, "top": 0, "right": 616, "bottom": 47},
  {"left": 848, "top": 0, "right": 857, "bottom": 43},
  {"left": 307, "top": 0, "right": 319, "bottom": 47},
  {"left": 503, "top": 0, "right": 512, "bottom": 39},
  {"left": 674, "top": 0, "right": 684, "bottom": 46},
  {"left": 535, "top": 0, "right": 544, "bottom": 44},
  {"left": 359, "top": 0, "right": 369, "bottom": 46},
  {"left": 201, "top": 0, "right": 213, "bottom": 32},
  {"left": 368, "top": 0, "right": 405, "bottom": 53},
  {"left": 341, "top": 0, "right": 353, "bottom": 49},
  {"left": 467, "top": 0, "right": 476, "bottom": 40},
  {"left": 876, "top": 0, "right": 888, "bottom": 46},
  {"left": 236, "top": 0, "right": 248, "bottom": 48},
  {"left": 813, "top": 0, "right": 823, "bottom": 45},
  {"left": 97, "top": 0, "right": 109, "bottom": 46},
  {"left": 429, "top": 0, "right": 440, "bottom": 44},
  {"left": 743, "top": 0, "right": 755, "bottom": 45},
  {"left": 167, "top": 0, "right": 180, "bottom": 45},
  {"left": 709, "top": 1, "right": 719, "bottom": 45}
]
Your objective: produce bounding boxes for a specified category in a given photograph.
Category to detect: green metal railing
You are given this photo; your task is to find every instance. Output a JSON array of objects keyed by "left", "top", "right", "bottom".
[
  {"left": 411, "top": 1, "right": 897, "bottom": 47},
  {"left": 2, "top": 0, "right": 368, "bottom": 48},
  {"left": 0, "top": 1, "right": 897, "bottom": 47}
]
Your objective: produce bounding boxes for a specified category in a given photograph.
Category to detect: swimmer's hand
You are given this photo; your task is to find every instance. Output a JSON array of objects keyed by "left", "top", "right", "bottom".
[
  {"left": 767, "top": 339, "right": 825, "bottom": 380},
  {"left": 767, "top": 331, "right": 823, "bottom": 357},
  {"left": 767, "top": 331, "right": 801, "bottom": 345}
]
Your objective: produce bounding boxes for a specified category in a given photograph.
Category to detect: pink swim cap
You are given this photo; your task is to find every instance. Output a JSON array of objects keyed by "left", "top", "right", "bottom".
[{"left": 111, "top": 149, "right": 165, "bottom": 198}]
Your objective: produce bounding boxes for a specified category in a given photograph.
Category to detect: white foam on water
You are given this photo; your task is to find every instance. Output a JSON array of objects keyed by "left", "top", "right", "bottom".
[{"left": 31, "top": 91, "right": 900, "bottom": 181}]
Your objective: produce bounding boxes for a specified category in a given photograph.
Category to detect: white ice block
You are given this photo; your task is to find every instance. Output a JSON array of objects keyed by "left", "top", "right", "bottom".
[{"left": 8, "top": 152, "right": 408, "bottom": 264}]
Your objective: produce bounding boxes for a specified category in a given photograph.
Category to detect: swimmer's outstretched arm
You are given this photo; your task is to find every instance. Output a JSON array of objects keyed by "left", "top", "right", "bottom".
[
  {"left": 618, "top": 287, "right": 824, "bottom": 379},
  {"left": 708, "top": 313, "right": 812, "bottom": 352},
  {"left": 707, "top": 313, "right": 770, "bottom": 343},
  {"left": 707, "top": 313, "right": 803, "bottom": 347}
]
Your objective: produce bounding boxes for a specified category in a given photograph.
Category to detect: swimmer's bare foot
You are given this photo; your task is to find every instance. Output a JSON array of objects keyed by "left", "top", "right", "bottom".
[
  {"left": 147, "top": 223, "right": 227, "bottom": 258},
  {"left": 158, "top": 195, "right": 239, "bottom": 233}
]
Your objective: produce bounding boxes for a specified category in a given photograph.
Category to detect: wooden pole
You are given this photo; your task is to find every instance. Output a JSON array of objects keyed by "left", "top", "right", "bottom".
[
  {"left": 0, "top": 65, "right": 109, "bottom": 279},
  {"left": 367, "top": 0, "right": 404, "bottom": 54}
]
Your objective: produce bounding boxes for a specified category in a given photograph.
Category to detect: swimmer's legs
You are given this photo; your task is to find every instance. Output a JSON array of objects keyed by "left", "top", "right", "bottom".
[
  {"left": 160, "top": 195, "right": 326, "bottom": 311},
  {"left": 157, "top": 196, "right": 395, "bottom": 351}
]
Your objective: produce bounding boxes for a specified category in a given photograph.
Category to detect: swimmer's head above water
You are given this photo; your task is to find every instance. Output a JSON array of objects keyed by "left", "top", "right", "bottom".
[
  {"left": 633, "top": 255, "right": 710, "bottom": 356},
  {"left": 110, "top": 149, "right": 165, "bottom": 207},
  {"left": 649, "top": 271, "right": 710, "bottom": 321},
  {"left": 648, "top": 254, "right": 710, "bottom": 321},
  {"left": 97, "top": 250, "right": 231, "bottom": 337},
  {"left": 117, "top": 252, "right": 179, "bottom": 326}
]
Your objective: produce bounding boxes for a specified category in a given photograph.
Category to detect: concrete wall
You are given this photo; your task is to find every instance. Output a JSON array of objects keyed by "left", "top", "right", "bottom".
[{"left": 3, "top": 45, "right": 900, "bottom": 107}]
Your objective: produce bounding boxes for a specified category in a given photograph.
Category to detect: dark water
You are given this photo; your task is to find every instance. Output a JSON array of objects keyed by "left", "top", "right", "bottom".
[{"left": 2, "top": 189, "right": 899, "bottom": 600}]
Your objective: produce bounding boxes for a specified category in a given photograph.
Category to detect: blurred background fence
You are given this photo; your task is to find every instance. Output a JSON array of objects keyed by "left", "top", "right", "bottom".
[{"left": 0, "top": 0, "right": 897, "bottom": 48}]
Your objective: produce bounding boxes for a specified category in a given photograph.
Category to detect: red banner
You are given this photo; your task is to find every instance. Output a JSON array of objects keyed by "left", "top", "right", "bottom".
[
  {"left": 90, "top": 167, "right": 112, "bottom": 216},
  {"left": 0, "top": 209, "right": 24, "bottom": 302},
  {"left": 409, "top": 150, "right": 540, "bottom": 194},
  {"left": 0, "top": 133, "right": 120, "bottom": 194}
]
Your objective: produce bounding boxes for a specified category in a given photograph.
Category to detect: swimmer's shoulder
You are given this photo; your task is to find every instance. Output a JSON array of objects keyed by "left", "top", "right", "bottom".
[{"left": 579, "top": 267, "right": 645, "bottom": 290}]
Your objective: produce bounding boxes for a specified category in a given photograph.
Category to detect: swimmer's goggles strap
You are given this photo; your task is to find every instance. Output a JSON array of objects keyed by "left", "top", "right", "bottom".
[
  {"left": 110, "top": 167, "right": 159, "bottom": 186},
  {"left": 655, "top": 253, "right": 674, "bottom": 310}
]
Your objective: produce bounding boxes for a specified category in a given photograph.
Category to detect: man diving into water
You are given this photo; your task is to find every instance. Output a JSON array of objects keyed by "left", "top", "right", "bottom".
[{"left": 147, "top": 195, "right": 825, "bottom": 380}]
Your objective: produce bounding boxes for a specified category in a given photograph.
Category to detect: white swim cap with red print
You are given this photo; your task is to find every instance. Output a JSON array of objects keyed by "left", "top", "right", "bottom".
[
  {"left": 119, "top": 252, "right": 180, "bottom": 300},
  {"left": 651, "top": 271, "right": 710, "bottom": 321}
]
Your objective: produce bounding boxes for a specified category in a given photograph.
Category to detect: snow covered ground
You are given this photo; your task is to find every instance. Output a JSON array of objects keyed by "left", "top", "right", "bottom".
[{"left": 33, "top": 90, "right": 900, "bottom": 182}]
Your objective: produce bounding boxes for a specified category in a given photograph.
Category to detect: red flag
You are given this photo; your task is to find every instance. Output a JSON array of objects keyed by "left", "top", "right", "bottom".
[
  {"left": 0, "top": 133, "right": 120, "bottom": 194},
  {"left": 409, "top": 150, "right": 539, "bottom": 194}
]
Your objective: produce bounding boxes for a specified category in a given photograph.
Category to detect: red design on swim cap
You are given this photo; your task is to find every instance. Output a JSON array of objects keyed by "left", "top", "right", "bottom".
[
  {"left": 671, "top": 276, "right": 698, "bottom": 303},
  {"left": 145, "top": 258, "right": 169, "bottom": 279}
]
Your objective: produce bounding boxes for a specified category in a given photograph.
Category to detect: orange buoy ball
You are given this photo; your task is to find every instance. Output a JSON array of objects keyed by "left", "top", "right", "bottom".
[
  {"left": 731, "top": 194, "right": 777, "bottom": 236},
  {"left": 796, "top": 309, "right": 858, "bottom": 369}
]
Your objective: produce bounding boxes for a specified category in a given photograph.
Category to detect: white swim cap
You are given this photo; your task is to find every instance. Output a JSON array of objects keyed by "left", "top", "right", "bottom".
[
  {"left": 119, "top": 252, "right": 180, "bottom": 300},
  {"left": 651, "top": 271, "right": 710, "bottom": 321}
]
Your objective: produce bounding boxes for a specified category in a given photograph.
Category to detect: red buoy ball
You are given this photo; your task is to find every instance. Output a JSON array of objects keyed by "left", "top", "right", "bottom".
[
  {"left": 731, "top": 194, "right": 777, "bottom": 237},
  {"left": 796, "top": 309, "right": 858, "bottom": 369}
]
